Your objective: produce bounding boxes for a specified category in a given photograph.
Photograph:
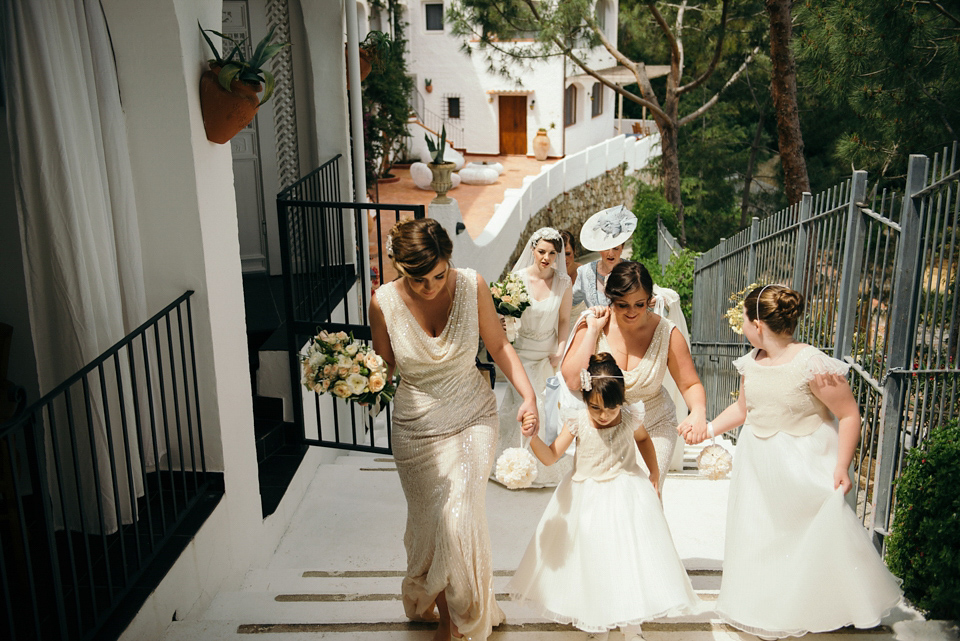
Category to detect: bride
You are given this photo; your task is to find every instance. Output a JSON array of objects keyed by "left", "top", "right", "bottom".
[{"left": 492, "top": 227, "right": 574, "bottom": 488}]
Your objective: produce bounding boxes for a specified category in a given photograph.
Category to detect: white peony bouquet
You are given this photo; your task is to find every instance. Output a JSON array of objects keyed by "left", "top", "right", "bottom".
[
  {"left": 491, "top": 272, "right": 531, "bottom": 342},
  {"left": 495, "top": 440, "right": 538, "bottom": 489},
  {"left": 697, "top": 442, "right": 733, "bottom": 480},
  {"left": 300, "top": 330, "right": 396, "bottom": 416}
]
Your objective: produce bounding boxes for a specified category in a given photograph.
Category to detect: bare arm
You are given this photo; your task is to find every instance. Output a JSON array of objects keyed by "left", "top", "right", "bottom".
[
  {"left": 690, "top": 376, "right": 747, "bottom": 444},
  {"left": 635, "top": 425, "right": 660, "bottom": 494},
  {"left": 668, "top": 327, "right": 708, "bottom": 442},
  {"left": 810, "top": 373, "right": 861, "bottom": 494},
  {"left": 560, "top": 308, "right": 609, "bottom": 390},
  {"left": 477, "top": 274, "right": 539, "bottom": 427},
  {"left": 369, "top": 293, "right": 396, "bottom": 381},
  {"left": 529, "top": 424, "right": 575, "bottom": 466},
  {"left": 551, "top": 283, "right": 573, "bottom": 367}
]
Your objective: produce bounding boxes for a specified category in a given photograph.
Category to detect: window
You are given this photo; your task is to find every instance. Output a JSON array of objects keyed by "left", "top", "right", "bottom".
[
  {"left": 591, "top": 82, "right": 603, "bottom": 117},
  {"left": 595, "top": 0, "right": 606, "bottom": 32},
  {"left": 425, "top": 3, "right": 444, "bottom": 31},
  {"left": 564, "top": 85, "right": 577, "bottom": 127},
  {"left": 445, "top": 96, "right": 461, "bottom": 119}
]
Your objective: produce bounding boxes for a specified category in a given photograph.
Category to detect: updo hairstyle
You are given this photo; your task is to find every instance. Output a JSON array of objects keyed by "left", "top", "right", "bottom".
[
  {"left": 388, "top": 218, "right": 453, "bottom": 278},
  {"left": 605, "top": 261, "right": 654, "bottom": 303},
  {"left": 581, "top": 352, "right": 626, "bottom": 408},
  {"left": 743, "top": 284, "right": 805, "bottom": 335},
  {"left": 559, "top": 229, "right": 577, "bottom": 255}
]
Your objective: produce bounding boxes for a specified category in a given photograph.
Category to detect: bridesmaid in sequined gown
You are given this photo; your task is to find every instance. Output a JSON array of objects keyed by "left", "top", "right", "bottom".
[
  {"left": 562, "top": 261, "right": 708, "bottom": 489},
  {"left": 370, "top": 219, "right": 540, "bottom": 641}
]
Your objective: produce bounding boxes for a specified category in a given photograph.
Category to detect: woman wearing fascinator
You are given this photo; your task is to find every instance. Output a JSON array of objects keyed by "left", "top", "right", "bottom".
[{"left": 492, "top": 227, "right": 574, "bottom": 488}]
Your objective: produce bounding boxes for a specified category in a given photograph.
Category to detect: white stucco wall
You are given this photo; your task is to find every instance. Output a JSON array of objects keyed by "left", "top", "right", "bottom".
[{"left": 400, "top": 0, "right": 615, "bottom": 157}]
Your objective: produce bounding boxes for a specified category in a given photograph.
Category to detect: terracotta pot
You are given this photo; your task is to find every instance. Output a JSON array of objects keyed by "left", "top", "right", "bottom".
[
  {"left": 199, "top": 65, "right": 261, "bottom": 144},
  {"left": 346, "top": 47, "right": 374, "bottom": 89},
  {"left": 428, "top": 162, "right": 457, "bottom": 204},
  {"left": 425, "top": 83, "right": 433, "bottom": 93},
  {"left": 532, "top": 128, "right": 550, "bottom": 161}
]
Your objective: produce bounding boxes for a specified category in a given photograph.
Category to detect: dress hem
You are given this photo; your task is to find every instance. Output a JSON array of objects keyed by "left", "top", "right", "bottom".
[
  {"left": 509, "top": 592, "right": 697, "bottom": 633},
  {"left": 716, "top": 596, "right": 902, "bottom": 640}
]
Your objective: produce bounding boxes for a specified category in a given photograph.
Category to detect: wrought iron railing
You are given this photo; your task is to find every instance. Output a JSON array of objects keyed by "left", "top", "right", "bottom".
[
  {"left": 690, "top": 141, "right": 960, "bottom": 544},
  {"left": 0, "top": 290, "right": 222, "bottom": 640},
  {"left": 277, "top": 157, "right": 425, "bottom": 453}
]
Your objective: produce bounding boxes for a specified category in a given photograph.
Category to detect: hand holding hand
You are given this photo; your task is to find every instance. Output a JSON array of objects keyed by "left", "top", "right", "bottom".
[
  {"left": 834, "top": 468, "right": 852, "bottom": 495},
  {"left": 517, "top": 398, "right": 539, "bottom": 437},
  {"left": 678, "top": 414, "right": 708, "bottom": 445},
  {"left": 585, "top": 307, "right": 610, "bottom": 332}
]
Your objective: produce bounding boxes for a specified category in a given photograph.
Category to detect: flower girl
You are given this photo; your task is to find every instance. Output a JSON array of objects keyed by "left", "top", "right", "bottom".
[
  {"left": 702, "top": 284, "right": 902, "bottom": 638},
  {"left": 509, "top": 353, "right": 699, "bottom": 640}
]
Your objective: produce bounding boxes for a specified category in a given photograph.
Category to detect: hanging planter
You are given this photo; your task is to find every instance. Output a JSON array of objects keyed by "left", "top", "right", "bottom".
[
  {"left": 198, "top": 23, "right": 289, "bottom": 144},
  {"left": 199, "top": 64, "right": 261, "bottom": 144}
]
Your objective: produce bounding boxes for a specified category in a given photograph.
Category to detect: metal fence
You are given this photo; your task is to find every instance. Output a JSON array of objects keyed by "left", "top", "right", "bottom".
[
  {"left": 0, "top": 291, "right": 222, "bottom": 640},
  {"left": 277, "top": 158, "right": 426, "bottom": 453},
  {"left": 691, "top": 142, "right": 959, "bottom": 543}
]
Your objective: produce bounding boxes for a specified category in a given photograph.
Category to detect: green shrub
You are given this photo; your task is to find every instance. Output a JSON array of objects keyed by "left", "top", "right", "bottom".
[
  {"left": 639, "top": 249, "right": 696, "bottom": 326},
  {"left": 885, "top": 419, "right": 960, "bottom": 620},
  {"left": 629, "top": 181, "right": 679, "bottom": 263}
]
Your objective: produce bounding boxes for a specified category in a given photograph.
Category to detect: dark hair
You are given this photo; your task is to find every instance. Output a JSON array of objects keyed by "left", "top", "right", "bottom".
[
  {"left": 581, "top": 352, "right": 625, "bottom": 408},
  {"left": 560, "top": 229, "right": 577, "bottom": 254},
  {"left": 389, "top": 218, "right": 453, "bottom": 278},
  {"left": 744, "top": 284, "right": 805, "bottom": 335},
  {"left": 605, "top": 261, "right": 654, "bottom": 302},
  {"left": 532, "top": 234, "right": 562, "bottom": 254}
]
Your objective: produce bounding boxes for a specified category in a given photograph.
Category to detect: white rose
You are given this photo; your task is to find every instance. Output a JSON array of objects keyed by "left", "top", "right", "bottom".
[
  {"left": 337, "top": 354, "right": 353, "bottom": 368},
  {"left": 332, "top": 380, "right": 351, "bottom": 398},
  {"left": 346, "top": 373, "right": 368, "bottom": 395},
  {"left": 336, "top": 331, "right": 349, "bottom": 342},
  {"left": 368, "top": 372, "right": 385, "bottom": 393},
  {"left": 308, "top": 352, "right": 324, "bottom": 368},
  {"left": 364, "top": 352, "right": 381, "bottom": 370},
  {"left": 344, "top": 342, "right": 360, "bottom": 356},
  {"left": 350, "top": 363, "right": 361, "bottom": 374}
]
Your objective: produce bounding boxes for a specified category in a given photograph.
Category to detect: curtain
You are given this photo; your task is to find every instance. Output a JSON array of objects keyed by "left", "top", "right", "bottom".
[{"left": 2, "top": 0, "right": 155, "bottom": 533}]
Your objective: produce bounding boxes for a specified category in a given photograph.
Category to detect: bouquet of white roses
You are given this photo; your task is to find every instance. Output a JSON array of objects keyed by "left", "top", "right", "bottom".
[
  {"left": 491, "top": 272, "right": 531, "bottom": 342},
  {"left": 300, "top": 330, "right": 396, "bottom": 416}
]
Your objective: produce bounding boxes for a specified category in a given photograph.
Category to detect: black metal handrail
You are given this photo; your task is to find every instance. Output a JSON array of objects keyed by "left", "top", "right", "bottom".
[{"left": 0, "top": 290, "right": 222, "bottom": 640}]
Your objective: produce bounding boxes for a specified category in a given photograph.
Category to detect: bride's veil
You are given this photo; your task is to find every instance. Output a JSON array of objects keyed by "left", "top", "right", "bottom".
[{"left": 510, "top": 227, "right": 571, "bottom": 292}]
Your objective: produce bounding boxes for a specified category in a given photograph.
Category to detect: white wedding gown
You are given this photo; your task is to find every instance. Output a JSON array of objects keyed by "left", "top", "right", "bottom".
[{"left": 492, "top": 268, "right": 573, "bottom": 488}]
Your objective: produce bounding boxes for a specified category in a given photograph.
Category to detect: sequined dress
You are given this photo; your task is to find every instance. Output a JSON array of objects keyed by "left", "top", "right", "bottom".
[
  {"left": 507, "top": 405, "right": 699, "bottom": 632},
  {"left": 596, "top": 316, "right": 679, "bottom": 486},
  {"left": 493, "top": 267, "right": 573, "bottom": 487},
  {"left": 377, "top": 268, "right": 505, "bottom": 640},
  {"left": 717, "top": 346, "right": 902, "bottom": 638}
]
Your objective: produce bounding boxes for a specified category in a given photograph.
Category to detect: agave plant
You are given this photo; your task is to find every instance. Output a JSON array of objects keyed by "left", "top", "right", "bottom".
[
  {"left": 199, "top": 23, "right": 289, "bottom": 105},
  {"left": 425, "top": 125, "right": 448, "bottom": 164}
]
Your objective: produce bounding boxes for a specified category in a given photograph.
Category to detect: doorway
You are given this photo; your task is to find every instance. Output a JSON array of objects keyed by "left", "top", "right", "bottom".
[{"left": 498, "top": 95, "right": 528, "bottom": 155}]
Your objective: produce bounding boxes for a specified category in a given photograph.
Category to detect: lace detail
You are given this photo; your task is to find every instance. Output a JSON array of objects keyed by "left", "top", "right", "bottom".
[{"left": 802, "top": 351, "right": 851, "bottom": 383}]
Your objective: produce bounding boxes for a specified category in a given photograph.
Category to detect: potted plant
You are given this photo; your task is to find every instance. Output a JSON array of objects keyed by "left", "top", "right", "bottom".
[
  {"left": 348, "top": 30, "right": 393, "bottom": 88},
  {"left": 425, "top": 125, "right": 456, "bottom": 204},
  {"left": 199, "top": 23, "right": 289, "bottom": 144},
  {"left": 424, "top": 78, "right": 433, "bottom": 93}
]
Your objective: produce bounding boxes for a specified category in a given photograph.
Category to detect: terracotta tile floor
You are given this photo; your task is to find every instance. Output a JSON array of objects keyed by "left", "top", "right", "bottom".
[{"left": 367, "top": 154, "right": 553, "bottom": 285}]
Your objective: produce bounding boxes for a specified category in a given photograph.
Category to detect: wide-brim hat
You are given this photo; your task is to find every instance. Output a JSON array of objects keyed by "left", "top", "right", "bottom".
[{"left": 579, "top": 205, "right": 638, "bottom": 251}]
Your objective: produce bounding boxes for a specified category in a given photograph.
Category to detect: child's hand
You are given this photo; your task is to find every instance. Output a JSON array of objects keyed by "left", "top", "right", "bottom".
[
  {"left": 520, "top": 412, "right": 539, "bottom": 437},
  {"left": 834, "top": 468, "right": 852, "bottom": 494}
]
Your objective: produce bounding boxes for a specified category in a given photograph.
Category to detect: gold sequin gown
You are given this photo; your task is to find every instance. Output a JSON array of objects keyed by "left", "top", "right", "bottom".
[
  {"left": 597, "top": 316, "right": 678, "bottom": 487},
  {"left": 377, "top": 268, "right": 505, "bottom": 640}
]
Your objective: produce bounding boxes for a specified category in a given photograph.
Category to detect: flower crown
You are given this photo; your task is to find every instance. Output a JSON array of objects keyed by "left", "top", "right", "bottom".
[
  {"left": 579, "top": 369, "right": 624, "bottom": 392},
  {"left": 385, "top": 234, "right": 394, "bottom": 258},
  {"left": 530, "top": 227, "right": 562, "bottom": 248}
]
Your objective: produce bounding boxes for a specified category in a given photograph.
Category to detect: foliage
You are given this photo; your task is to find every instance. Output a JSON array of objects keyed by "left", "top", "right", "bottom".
[
  {"left": 425, "top": 125, "right": 448, "bottom": 164},
  {"left": 885, "top": 419, "right": 960, "bottom": 620},
  {"left": 360, "top": 13, "right": 414, "bottom": 186},
  {"left": 199, "top": 23, "right": 289, "bottom": 105},
  {"left": 652, "top": 249, "right": 697, "bottom": 324},
  {"left": 795, "top": 0, "right": 960, "bottom": 186},
  {"left": 629, "top": 180, "right": 679, "bottom": 263}
]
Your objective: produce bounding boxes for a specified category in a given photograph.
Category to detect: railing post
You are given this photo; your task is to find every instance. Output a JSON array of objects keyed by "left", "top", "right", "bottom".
[
  {"left": 746, "top": 217, "right": 759, "bottom": 284},
  {"left": 834, "top": 171, "right": 869, "bottom": 360},
  {"left": 873, "top": 154, "right": 929, "bottom": 548},
  {"left": 791, "top": 193, "right": 813, "bottom": 293}
]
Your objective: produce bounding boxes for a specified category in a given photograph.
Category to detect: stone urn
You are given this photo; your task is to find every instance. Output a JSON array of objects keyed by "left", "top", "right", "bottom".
[
  {"left": 532, "top": 128, "right": 550, "bottom": 161},
  {"left": 428, "top": 161, "right": 457, "bottom": 204}
]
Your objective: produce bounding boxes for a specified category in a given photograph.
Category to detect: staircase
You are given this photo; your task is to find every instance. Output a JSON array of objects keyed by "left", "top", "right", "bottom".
[{"left": 155, "top": 445, "right": 923, "bottom": 641}]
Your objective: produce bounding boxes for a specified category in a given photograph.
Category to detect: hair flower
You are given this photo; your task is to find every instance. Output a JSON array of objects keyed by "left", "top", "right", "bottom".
[
  {"left": 579, "top": 369, "right": 592, "bottom": 392},
  {"left": 385, "top": 234, "right": 394, "bottom": 258}
]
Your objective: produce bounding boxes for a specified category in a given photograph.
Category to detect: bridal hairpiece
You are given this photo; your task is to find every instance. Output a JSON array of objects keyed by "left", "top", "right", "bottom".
[
  {"left": 385, "top": 234, "right": 394, "bottom": 258},
  {"left": 579, "top": 369, "right": 625, "bottom": 392},
  {"left": 530, "top": 227, "right": 562, "bottom": 248}
]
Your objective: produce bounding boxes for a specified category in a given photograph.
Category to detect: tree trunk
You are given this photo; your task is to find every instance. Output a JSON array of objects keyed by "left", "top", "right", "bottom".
[
  {"left": 767, "top": 0, "right": 810, "bottom": 204},
  {"left": 659, "top": 121, "right": 686, "bottom": 246},
  {"left": 741, "top": 110, "right": 764, "bottom": 227}
]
